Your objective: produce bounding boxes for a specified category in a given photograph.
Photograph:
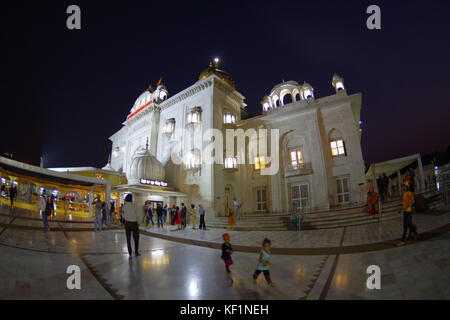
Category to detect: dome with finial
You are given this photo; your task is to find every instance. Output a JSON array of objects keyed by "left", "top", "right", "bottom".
[
  {"left": 199, "top": 58, "right": 235, "bottom": 89},
  {"left": 126, "top": 142, "right": 165, "bottom": 185}
]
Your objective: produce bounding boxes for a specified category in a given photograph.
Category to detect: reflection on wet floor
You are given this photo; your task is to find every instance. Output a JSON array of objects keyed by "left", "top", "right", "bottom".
[{"left": 0, "top": 204, "right": 449, "bottom": 299}]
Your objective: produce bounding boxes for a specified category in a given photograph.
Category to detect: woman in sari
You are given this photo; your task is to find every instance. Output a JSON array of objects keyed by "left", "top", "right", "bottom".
[
  {"left": 227, "top": 208, "right": 235, "bottom": 230},
  {"left": 175, "top": 206, "right": 182, "bottom": 229},
  {"left": 367, "top": 180, "right": 379, "bottom": 214}
]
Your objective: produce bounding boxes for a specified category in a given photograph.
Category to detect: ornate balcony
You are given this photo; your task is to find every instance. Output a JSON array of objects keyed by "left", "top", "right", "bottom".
[{"left": 284, "top": 162, "right": 313, "bottom": 177}]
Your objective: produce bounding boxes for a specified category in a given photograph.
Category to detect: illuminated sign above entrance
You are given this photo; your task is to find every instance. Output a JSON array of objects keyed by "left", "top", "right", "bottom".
[{"left": 140, "top": 179, "right": 168, "bottom": 187}]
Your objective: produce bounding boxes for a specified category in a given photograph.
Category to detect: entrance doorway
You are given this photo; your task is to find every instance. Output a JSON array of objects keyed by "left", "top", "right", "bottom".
[
  {"left": 291, "top": 183, "right": 310, "bottom": 210},
  {"left": 147, "top": 200, "right": 163, "bottom": 209}
]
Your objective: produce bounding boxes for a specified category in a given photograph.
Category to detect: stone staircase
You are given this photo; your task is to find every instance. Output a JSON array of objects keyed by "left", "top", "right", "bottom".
[{"left": 205, "top": 190, "right": 447, "bottom": 231}]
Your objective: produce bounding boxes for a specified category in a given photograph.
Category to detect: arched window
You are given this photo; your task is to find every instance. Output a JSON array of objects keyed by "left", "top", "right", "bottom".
[
  {"left": 162, "top": 119, "right": 175, "bottom": 134},
  {"left": 187, "top": 107, "right": 202, "bottom": 124},
  {"left": 223, "top": 113, "right": 236, "bottom": 124},
  {"left": 224, "top": 157, "right": 237, "bottom": 169}
]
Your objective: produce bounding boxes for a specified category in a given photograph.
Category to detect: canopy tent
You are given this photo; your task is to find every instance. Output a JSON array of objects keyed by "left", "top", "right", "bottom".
[{"left": 366, "top": 153, "right": 425, "bottom": 193}]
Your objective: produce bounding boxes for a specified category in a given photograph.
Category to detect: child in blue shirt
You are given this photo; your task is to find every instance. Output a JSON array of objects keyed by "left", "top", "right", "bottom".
[{"left": 253, "top": 238, "right": 275, "bottom": 286}]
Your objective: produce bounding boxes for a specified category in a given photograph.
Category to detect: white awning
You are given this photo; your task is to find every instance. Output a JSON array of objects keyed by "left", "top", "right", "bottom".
[{"left": 366, "top": 153, "right": 421, "bottom": 178}]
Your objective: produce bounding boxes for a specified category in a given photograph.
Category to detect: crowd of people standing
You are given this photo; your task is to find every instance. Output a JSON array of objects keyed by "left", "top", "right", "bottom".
[{"left": 142, "top": 201, "right": 207, "bottom": 230}]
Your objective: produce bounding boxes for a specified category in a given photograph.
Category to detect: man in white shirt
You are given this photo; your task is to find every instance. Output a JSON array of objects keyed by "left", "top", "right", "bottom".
[{"left": 122, "top": 193, "right": 142, "bottom": 258}]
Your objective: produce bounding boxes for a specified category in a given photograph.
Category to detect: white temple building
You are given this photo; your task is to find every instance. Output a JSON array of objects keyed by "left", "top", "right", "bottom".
[{"left": 98, "top": 59, "right": 366, "bottom": 216}]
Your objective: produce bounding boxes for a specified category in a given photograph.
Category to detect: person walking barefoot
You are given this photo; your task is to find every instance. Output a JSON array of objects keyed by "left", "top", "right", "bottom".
[
  {"left": 252, "top": 238, "right": 275, "bottom": 287},
  {"left": 122, "top": 193, "right": 142, "bottom": 259},
  {"left": 397, "top": 183, "right": 419, "bottom": 246},
  {"left": 221, "top": 233, "right": 233, "bottom": 273}
]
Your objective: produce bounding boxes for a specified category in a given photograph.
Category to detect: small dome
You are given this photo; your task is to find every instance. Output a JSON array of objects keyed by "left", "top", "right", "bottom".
[
  {"left": 269, "top": 80, "right": 300, "bottom": 95},
  {"left": 126, "top": 147, "right": 165, "bottom": 184},
  {"left": 199, "top": 59, "right": 235, "bottom": 89}
]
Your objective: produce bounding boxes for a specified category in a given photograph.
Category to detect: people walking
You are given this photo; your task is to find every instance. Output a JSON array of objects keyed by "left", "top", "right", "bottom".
[
  {"left": 9, "top": 184, "right": 16, "bottom": 209},
  {"left": 93, "top": 195, "right": 103, "bottom": 231},
  {"left": 252, "top": 238, "right": 275, "bottom": 286},
  {"left": 156, "top": 203, "right": 164, "bottom": 228},
  {"left": 163, "top": 204, "right": 168, "bottom": 223},
  {"left": 198, "top": 204, "right": 206, "bottom": 230},
  {"left": 122, "top": 193, "right": 142, "bottom": 258},
  {"left": 232, "top": 197, "right": 242, "bottom": 220},
  {"left": 146, "top": 203, "right": 154, "bottom": 227},
  {"left": 190, "top": 204, "right": 197, "bottom": 229},
  {"left": 398, "top": 184, "right": 419, "bottom": 246},
  {"left": 221, "top": 233, "right": 233, "bottom": 274},
  {"left": 40, "top": 191, "right": 49, "bottom": 231},
  {"left": 181, "top": 203, "right": 187, "bottom": 229}
]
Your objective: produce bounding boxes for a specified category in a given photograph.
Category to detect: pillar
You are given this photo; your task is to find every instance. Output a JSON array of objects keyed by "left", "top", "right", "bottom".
[
  {"left": 105, "top": 183, "right": 111, "bottom": 225},
  {"left": 89, "top": 186, "right": 94, "bottom": 218},
  {"left": 417, "top": 155, "right": 425, "bottom": 193},
  {"left": 397, "top": 170, "right": 402, "bottom": 196}
]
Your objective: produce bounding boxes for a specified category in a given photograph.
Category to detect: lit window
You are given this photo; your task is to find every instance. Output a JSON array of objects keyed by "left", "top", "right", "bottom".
[
  {"left": 187, "top": 108, "right": 202, "bottom": 124},
  {"left": 336, "top": 82, "right": 344, "bottom": 91},
  {"left": 224, "top": 157, "right": 237, "bottom": 169},
  {"left": 289, "top": 149, "right": 303, "bottom": 170},
  {"left": 162, "top": 119, "right": 175, "bottom": 134},
  {"left": 330, "top": 140, "right": 346, "bottom": 157},
  {"left": 254, "top": 156, "right": 266, "bottom": 170},
  {"left": 223, "top": 113, "right": 236, "bottom": 124},
  {"left": 303, "top": 89, "right": 313, "bottom": 99}
]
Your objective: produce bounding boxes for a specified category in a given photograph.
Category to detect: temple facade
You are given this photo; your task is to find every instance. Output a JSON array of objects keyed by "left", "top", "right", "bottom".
[{"left": 102, "top": 59, "right": 366, "bottom": 216}]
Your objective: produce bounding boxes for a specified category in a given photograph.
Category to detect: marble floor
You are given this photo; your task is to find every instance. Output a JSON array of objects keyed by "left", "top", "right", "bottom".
[{"left": 0, "top": 205, "right": 449, "bottom": 300}]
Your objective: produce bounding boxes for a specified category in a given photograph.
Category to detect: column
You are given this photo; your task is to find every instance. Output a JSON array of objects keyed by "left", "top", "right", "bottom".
[
  {"left": 417, "top": 155, "right": 425, "bottom": 193},
  {"left": 89, "top": 186, "right": 94, "bottom": 218},
  {"left": 105, "top": 183, "right": 111, "bottom": 225},
  {"left": 397, "top": 170, "right": 402, "bottom": 196}
]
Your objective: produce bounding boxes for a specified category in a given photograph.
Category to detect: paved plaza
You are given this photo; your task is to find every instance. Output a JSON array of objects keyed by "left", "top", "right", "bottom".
[{"left": 0, "top": 203, "right": 449, "bottom": 300}]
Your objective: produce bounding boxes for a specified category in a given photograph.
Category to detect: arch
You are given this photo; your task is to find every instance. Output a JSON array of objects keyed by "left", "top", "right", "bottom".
[
  {"left": 292, "top": 88, "right": 301, "bottom": 101},
  {"left": 328, "top": 128, "right": 344, "bottom": 141},
  {"left": 282, "top": 93, "right": 293, "bottom": 105},
  {"left": 272, "top": 95, "right": 280, "bottom": 107}
]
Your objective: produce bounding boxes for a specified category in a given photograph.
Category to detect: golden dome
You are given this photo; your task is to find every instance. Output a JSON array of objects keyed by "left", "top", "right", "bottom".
[{"left": 199, "top": 59, "right": 235, "bottom": 89}]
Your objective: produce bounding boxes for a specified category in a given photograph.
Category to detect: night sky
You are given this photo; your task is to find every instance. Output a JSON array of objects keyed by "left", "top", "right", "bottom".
[{"left": 1, "top": 0, "right": 449, "bottom": 168}]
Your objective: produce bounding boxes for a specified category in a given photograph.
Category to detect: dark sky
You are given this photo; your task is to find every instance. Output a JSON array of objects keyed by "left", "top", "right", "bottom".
[{"left": 1, "top": 0, "right": 449, "bottom": 168}]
